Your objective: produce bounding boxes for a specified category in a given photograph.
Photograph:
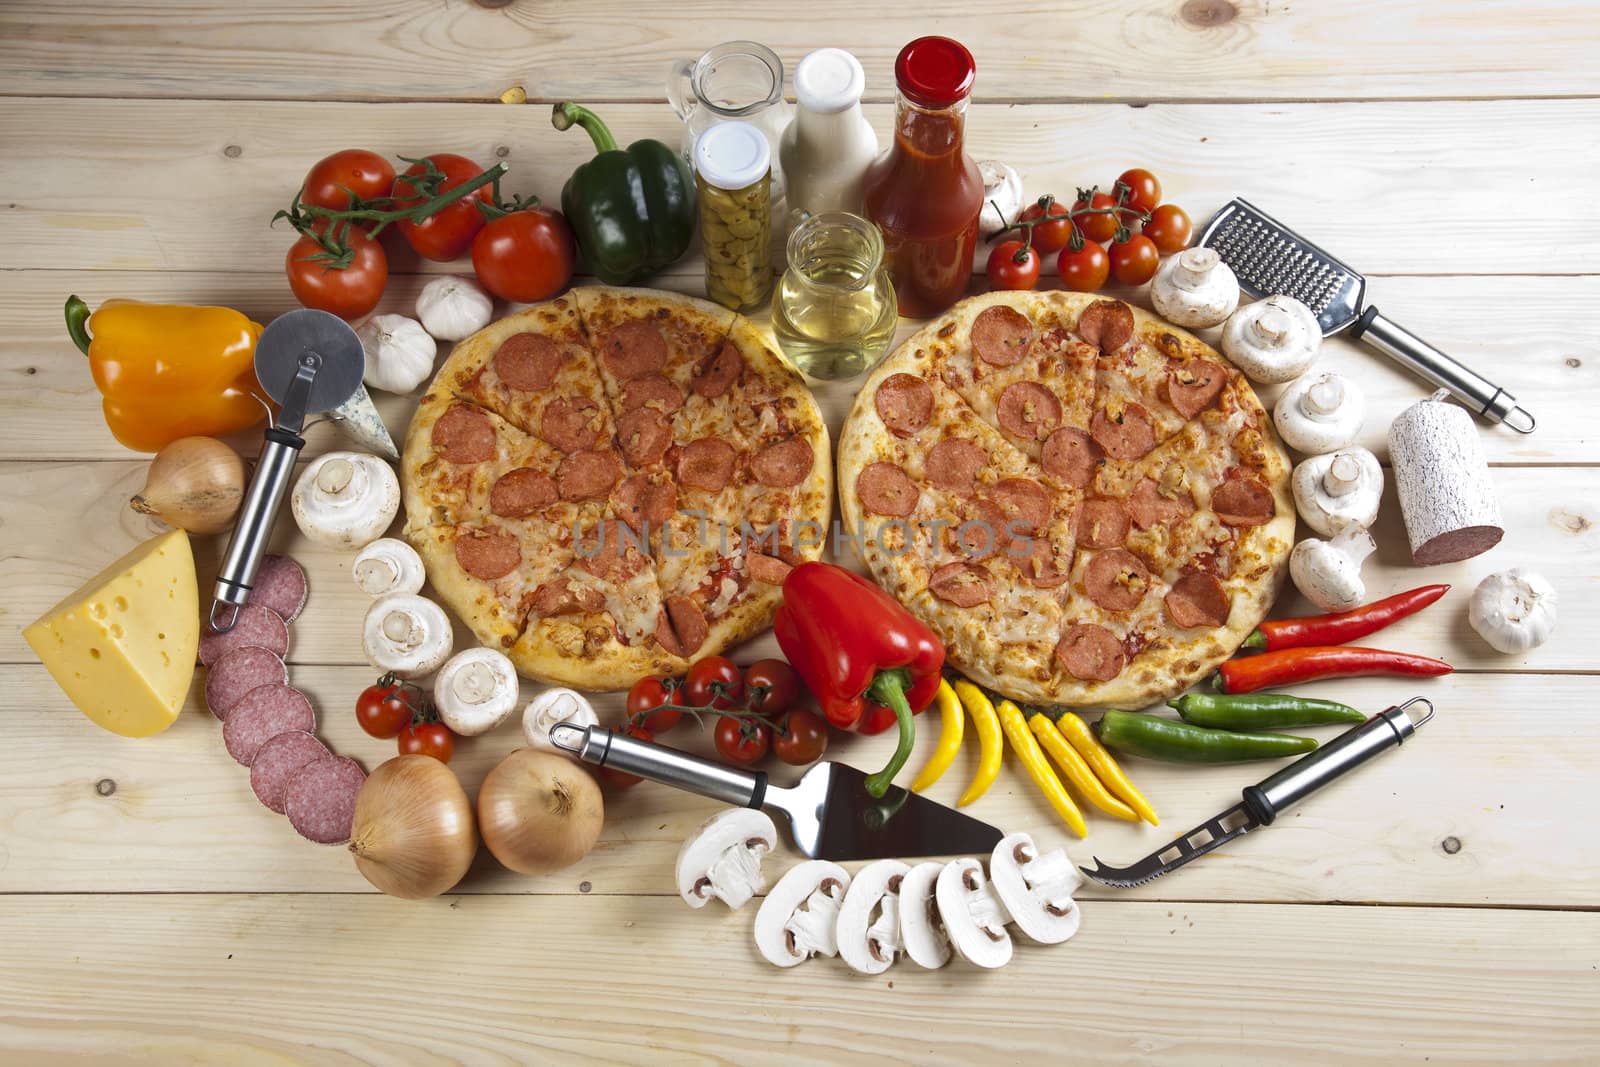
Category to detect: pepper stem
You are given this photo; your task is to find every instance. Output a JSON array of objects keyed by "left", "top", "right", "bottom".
[
  {"left": 552, "top": 102, "right": 620, "bottom": 154},
  {"left": 1242, "top": 629, "right": 1266, "bottom": 651},
  {"left": 863, "top": 667, "right": 916, "bottom": 798},
  {"left": 64, "top": 295, "right": 92, "bottom": 355}
]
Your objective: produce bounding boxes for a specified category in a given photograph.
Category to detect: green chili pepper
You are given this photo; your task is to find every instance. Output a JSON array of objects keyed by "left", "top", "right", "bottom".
[
  {"left": 1094, "top": 710, "right": 1317, "bottom": 764},
  {"left": 1168, "top": 692, "right": 1366, "bottom": 731}
]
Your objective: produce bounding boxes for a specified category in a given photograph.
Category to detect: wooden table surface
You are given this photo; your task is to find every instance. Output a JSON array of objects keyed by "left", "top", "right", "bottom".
[{"left": 2, "top": 3, "right": 1597, "bottom": 1063}]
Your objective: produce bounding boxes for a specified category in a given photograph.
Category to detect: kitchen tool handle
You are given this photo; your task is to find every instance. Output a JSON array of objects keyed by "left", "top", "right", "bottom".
[
  {"left": 209, "top": 427, "right": 304, "bottom": 630},
  {"left": 665, "top": 59, "right": 698, "bottom": 121},
  {"left": 1242, "top": 698, "right": 1432, "bottom": 825},
  {"left": 553, "top": 724, "right": 766, "bottom": 809},
  {"left": 1350, "top": 308, "right": 1535, "bottom": 433}
]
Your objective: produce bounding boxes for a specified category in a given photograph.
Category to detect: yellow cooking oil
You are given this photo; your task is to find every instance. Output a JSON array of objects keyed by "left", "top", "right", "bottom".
[{"left": 770, "top": 211, "right": 898, "bottom": 380}]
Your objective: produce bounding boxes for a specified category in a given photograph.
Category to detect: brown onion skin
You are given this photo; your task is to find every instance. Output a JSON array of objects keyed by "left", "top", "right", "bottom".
[
  {"left": 350, "top": 755, "right": 478, "bottom": 899},
  {"left": 477, "top": 748, "right": 604, "bottom": 875},
  {"left": 129, "top": 435, "right": 246, "bottom": 534}
]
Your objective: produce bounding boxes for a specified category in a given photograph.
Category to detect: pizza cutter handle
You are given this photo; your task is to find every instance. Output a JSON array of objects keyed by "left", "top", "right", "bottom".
[
  {"left": 1350, "top": 308, "right": 1535, "bottom": 433},
  {"left": 209, "top": 426, "right": 305, "bottom": 631}
]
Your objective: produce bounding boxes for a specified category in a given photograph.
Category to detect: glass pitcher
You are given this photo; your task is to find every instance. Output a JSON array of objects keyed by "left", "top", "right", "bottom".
[
  {"left": 770, "top": 211, "right": 898, "bottom": 381},
  {"left": 667, "top": 41, "right": 792, "bottom": 201}
]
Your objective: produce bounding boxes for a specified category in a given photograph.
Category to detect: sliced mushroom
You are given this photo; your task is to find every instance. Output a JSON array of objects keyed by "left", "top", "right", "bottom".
[
  {"left": 1292, "top": 448, "right": 1384, "bottom": 537},
  {"left": 292, "top": 451, "right": 401, "bottom": 548},
  {"left": 363, "top": 593, "right": 453, "bottom": 679},
  {"left": 1290, "top": 524, "right": 1376, "bottom": 613},
  {"left": 754, "top": 860, "right": 851, "bottom": 968},
  {"left": 1273, "top": 370, "right": 1366, "bottom": 454},
  {"left": 988, "top": 832, "right": 1081, "bottom": 945},
  {"left": 433, "top": 648, "right": 519, "bottom": 736},
  {"left": 934, "top": 857, "right": 1012, "bottom": 970},
  {"left": 1222, "top": 295, "right": 1322, "bottom": 384},
  {"left": 522, "top": 688, "right": 600, "bottom": 755},
  {"left": 836, "top": 859, "right": 910, "bottom": 975},
  {"left": 898, "top": 861, "right": 952, "bottom": 969},
  {"left": 352, "top": 537, "right": 426, "bottom": 598},
  {"left": 1150, "top": 247, "right": 1240, "bottom": 329},
  {"left": 675, "top": 808, "right": 778, "bottom": 912}
]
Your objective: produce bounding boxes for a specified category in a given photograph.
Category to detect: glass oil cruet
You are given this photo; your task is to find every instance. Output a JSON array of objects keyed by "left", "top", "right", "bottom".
[{"left": 770, "top": 211, "right": 899, "bottom": 381}]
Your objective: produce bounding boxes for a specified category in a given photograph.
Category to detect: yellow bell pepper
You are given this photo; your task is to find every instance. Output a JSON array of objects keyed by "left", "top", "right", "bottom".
[
  {"left": 910, "top": 679, "right": 964, "bottom": 793},
  {"left": 1029, "top": 713, "right": 1138, "bottom": 821},
  {"left": 996, "top": 698, "right": 1086, "bottom": 838},
  {"left": 951, "top": 678, "right": 1002, "bottom": 807},
  {"left": 65, "top": 295, "right": 267, "bottom": 452},
  {"left": 1057, "top": 711, "right": 1160, "bottom": 826}
]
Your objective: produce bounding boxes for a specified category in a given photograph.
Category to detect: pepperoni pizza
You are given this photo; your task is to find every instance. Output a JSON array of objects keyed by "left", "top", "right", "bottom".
[
  {"left": 837, "top": 291, "right": 1295, "bottom": 708},
  {"left": 402, "top": 287, "right": 832, "bottom": 690}
]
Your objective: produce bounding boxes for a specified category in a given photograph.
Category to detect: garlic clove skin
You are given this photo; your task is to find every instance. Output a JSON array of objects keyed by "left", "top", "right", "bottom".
[
  {"left": 1292, "top": 448, "right": 1384, "bottom": 537},
  {"left": 977, "top": 161, "right": 1024, "bottom": 238},
  {"left": 1150, "top": 247, "right": 1240, "bottom": 329},
  {"left": 352, "top": 538, "right": 426, "bottom": 598},
  {"left": 357, "top": 314, "right": 438, "bottom": 396},
  {"left": 1470, "top": 568, "right": 1558, "bottom": 654},
  {"left": 292, "top": 451, "right": 401, "bottom": 548},
  {"left": 416, "top": 275, "right": 494, "bottom": 342},
  {"left": 1289, "top": 525, "right": 1376, "bottom": 613},
  {"left": 363, "top": 593, "right": 453, "bottom": 678},
  {"left": 1274, "top": 370, "right": 1367, "bottom": 454},
  {"left": 434, "top": 648, "right": 519, "bottom": 736},
  {"left": 522, "top": 688, "right": 599, "bottom": 754},
  {"left": 1222, "top": 294, "right": 1322, "bottom": 384}
]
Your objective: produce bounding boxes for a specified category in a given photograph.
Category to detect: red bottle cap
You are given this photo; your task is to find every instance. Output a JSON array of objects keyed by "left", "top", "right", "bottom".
[{"left": 894, "top": 36, "right": 976, "bottom": 108}]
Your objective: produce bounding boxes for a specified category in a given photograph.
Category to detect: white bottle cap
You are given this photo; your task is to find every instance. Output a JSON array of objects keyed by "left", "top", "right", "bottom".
[
  {"left": 794, "top": 48, "right": 866, "bottom": 115},
  {"left": 693, "top": 121, "right": 771, "bottom": 190}
]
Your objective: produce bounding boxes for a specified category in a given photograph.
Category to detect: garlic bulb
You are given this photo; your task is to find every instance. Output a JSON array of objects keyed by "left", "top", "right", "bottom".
[
  {"left": 357, "top": 314, "right": 437, "bottom": 395},
  {"left": 1469, "top": 569, "right": 1557, "bottom": 654},
  {"left": 416, "top": 275, "right": 493, "bottom": 342},
  {"left": 978, "top": 161, "right": 1024, "bottom": 238}
]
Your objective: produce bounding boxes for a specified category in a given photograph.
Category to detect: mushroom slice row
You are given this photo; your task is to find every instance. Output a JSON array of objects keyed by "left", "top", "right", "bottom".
[
  {"left": 755, "top": 861, "right": 851, "bottom": 968},
  {"left": 898, "top": 861, "right": 952, "bottom": 969},
  {"left": 935, "top": 857, "right": 1014, "bottom": 970},
  {"left": 836, "top": 860, "right": 909, "bottom": 975},
  {"left": 676, "top": 809, "right": 778, "bottom": 911},
  {"left": 988, "top": 832, "right": 1082, "bottom": 945}
]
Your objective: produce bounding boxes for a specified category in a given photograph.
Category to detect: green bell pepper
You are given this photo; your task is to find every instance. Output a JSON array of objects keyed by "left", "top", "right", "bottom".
[{"left": 551, "top": 102, "right": 696, "bottom": 285}]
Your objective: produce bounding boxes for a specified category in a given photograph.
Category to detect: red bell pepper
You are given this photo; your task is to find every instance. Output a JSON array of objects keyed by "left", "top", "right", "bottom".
[
  {"left": 774, "top": 562, "right": 944, "bottom": 797},
  {"left": 1243, "top": 584, "right": 1450, "bottom": 652}
]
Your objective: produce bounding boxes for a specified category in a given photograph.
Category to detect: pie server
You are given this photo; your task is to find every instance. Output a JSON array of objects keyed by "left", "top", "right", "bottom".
[
  {"left": 1081, "top": 697, "right": 1433, "bottom": 888},
  {"left": 1199, "top": 198, "right": 1535, "bottom": 433},
  {"left": 550, "top": 723, "right": 1005, "bottom": 862}
]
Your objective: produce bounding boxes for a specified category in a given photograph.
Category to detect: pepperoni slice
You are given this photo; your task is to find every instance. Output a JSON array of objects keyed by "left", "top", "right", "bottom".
[
  {"left": 996, "top": 382, "right": 1062, "bottom": 442},
  {"left": 555, "top": 449, "right": 622, "bottom": 501},
  {"left": 1211, "top": 474, "right": 1276, "bottom": 527},
  {"left": 1083, "top": 549, "right": 1150, "bottom": 613},
  {"left": 1130, "top": 476, "right": 1195, "bottom": 529},
  {"left": 692, "top": 341, "right": 743, "bottom": 398},
  {"left": 856, "top": 462, "right": 919, "bottom": 517},
  {"left": 751, "top": 436, "right": 815, "bottom": 488},
  {"left": 1075, "top": 497, "right": 1130, "bottom": 549},
  {"left": 1165, "top": 571, "right": 1232, "bottom": 629},
  {"left": 1076, "top": 299, "right": 1134, "bottom": 353},
  {"left": 928, "top": 561, "right": 993, "bottom": 607},
  {"left": 677, "top": 438, "right": 737, "bottom": 492},
  {"left": 531, "top": 577, "right": 606, "bottom": 617},
  {"left": 454, "top": 527, "right": 519, "bottom": 580},
  {"left": 577, "top": 520, "right": 647, "bottom": 581},
  {"left": 748, "top": 554, "right": 793, "bottom": 585},
  {"left": 1168, "top": 359, "right": 1227, "bottom": 418},
  {"left": 1090, "top": 403, "right": 1157, "bottom": 461},
  {"left": 1040, "top": 427, "right": 1099, "bottom": 489},
  {"left": 600, "top": 320, "right": 668, "bottom": 380},
  {"left": 540, "top": 395, "right": 602, "bottom": 452},
  {"left": 622, "top": 374, "right": 683, "bottom": 413},
  {"left": 1055, "top": 623, "right": 1126, "bottom": 682},
  {"left": 490, "top": 467, "right": 558, "bottom": 517},
  {"left": 613, "top": 474, "right": 677, "bottom": 531},
  {"left": 617, "top": 408, "right": 672, "bottom": 467},
  {"left": 926, "top": 438, "right": 987, "bottom": 495},
  {"left": 494, "top": 332, "right": 563, "bottom": 391},
  {"left": 952, "top": 500, "right": 1006, "bottom": 560},
  {"left": 1016, "top": 536, "right": 1071, "bottom": 589},
  {"left": 431, "top": 404, "right": 496, "bottom": 464},
  {"left": 874, "top": 373, "right": 934, "bottom": 437},
  {"left": 985, "top": 478, "right": 1050, "bottom": 534},
  {"left": 971, "top": 306, "right": 1034, "bottom": 367},
  {"left": 656, "top": 596, "right": 708, "bottom": 657}
]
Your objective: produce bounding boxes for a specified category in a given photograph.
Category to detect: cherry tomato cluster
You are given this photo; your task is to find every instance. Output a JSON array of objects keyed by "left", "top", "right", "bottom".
[
  {"left": 354, "top": 673, "right": 456, "bottom": 764},
  {"left": 279, "top": 148, "right": 576, "bottom": 321},
  {"left": 985, "top": 167, "right": 1194, "bottom": 293}
]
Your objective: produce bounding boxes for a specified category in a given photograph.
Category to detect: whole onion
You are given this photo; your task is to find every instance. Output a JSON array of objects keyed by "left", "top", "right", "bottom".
[
  {"left": 349, "top": 755, "right": 478, "bottom": 898},
  {"left": 478, "top": 748, "right": 604, "bottom": 875},
  {"left": 129, "top": 436, "right": 245, "bottom": 534}
]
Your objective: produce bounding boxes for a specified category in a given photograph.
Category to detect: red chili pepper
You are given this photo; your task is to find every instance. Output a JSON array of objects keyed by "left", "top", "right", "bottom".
[
  {"left": 773, "top": 562, "right": 944, "bottom": 797},
  {"left": 1216, "top": 645, "right": 1453, "bottom": 694},
  {"left": 1244, "top": 585, "right": 1450, "bottom": 652}
]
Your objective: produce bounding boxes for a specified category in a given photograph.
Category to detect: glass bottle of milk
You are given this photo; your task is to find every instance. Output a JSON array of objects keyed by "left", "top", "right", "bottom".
[{"left": 778, "top": 49, "right": 880, "bottom": 232}]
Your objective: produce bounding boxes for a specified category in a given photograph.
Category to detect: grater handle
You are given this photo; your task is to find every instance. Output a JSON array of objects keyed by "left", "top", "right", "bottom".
[{"left": 1350, "top": 308, "right": 1535, "bottom": 433}]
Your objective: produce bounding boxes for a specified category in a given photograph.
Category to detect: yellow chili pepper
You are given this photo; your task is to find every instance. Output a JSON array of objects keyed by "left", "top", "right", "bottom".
[
  {"left": 1056, "top": 711, "right": 1160, "bottom": 826},
  {"left": 996, "top": 698, "right": 1086, "bottom": 837},
  {"left": 951, "top": 678, "right": 1002, "bottom": 807},
  {"left": 1028, "top": 713, "right": 1138, "bottom": 822},
  {"left": 910, "top": 679, "right": 964, "bottom": 793}
]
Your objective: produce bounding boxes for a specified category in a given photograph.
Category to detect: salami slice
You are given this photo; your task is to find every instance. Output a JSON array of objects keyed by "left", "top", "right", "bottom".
[
  {"left": 926, "top": 439, "right": 986, "bottom": 495},
  {"left": 490, "top": 468, "right": 558, "bottom": 517},
  {"left": 222, "top": 684, "right": 316, "bottom": 765},
  {"left": 1090, "top": 403, "right": 1157, "bottom": 461},
  {"left": 971, "top": 306, "right": 1034, "bottom": 367},
  {"left": 1168, "top": 359, "right": 1226, "bottom": 418},
  {"left": 748, "top": 553, "right": 792, "bottom": 585},
  {"left": 1055, "top": 623, "right": 1125, "bottom": 682},
  {"left": 1074, "top": 498, "right": 1130, "bottom": 549},
  {"left": 455, "top": 527, "right": 520, "bottom": 580},
  {"left": 1076, "top": 299, "right": 1134, "bottom": 353},
  {"left": 578, "top": 520, "right": 647, "bottom": 581},
  {"left": 246, "top": 555, "right": 308, "bottom": 624},
  {"left": 613, "top": 474, "right": 678, "bottom": 531},
  {"left": 556, "top": 450, "right": 622, "bottom": 501},
  {"left": 1130, "top": 476, "right": 1195, "bottom": 529},
  {"left": 677, "top": 438, "right": 737, "bottom": 492},
  {"left": 692, "top": 342, "right": 744, "bottom": 398},
  {"left": 997, "top": 382, "right": 1062, "bottom": 442},
  {"left": 1165, "top": 572, "right": 1232, "bottom": 629},
  {"left": 622, "top": 374, "right": 683, "bottom": 413},
  {"left": 1083, "top": 549, "right": 1151, "bottom": 613},
  {"left": 655, "top": 596, "right": 709, "bottom": 658},
  {"left": 531, "top": 577, "right": 604, "bottom": 617},
  {"left": 540, "top": 396, "right": 603, "bottom": 452},
  {"left": 928, "top": 561, "right": 992, "bottom": 607},
  {"left": 751, "top": 437, "right": 814, "bottom": 488},
  {"left": 205, "top": 645, "right": 288, "bottom": 720},
  {"left": 1016, "top": 536, "right": 1071, "bottom": 589},
  {"left": 985, "top": 478, "right": 1050, "bottom": 534},
  {"left": 495, "top": 332, "right": 563, "bottom": 391},
  {"left": 600, "top": 320, "right": 668, "bottom": 380},
  {"left": 1211, "top": 474, "right": 1275, "bottom": 527},
  {"left": 431, "top": 403, "right": 496, "bottom": 464},
  {"left": 617, "top": 408, "right": 672, "bottom": 467},
  {"left": 874, "top": 373, "right": 934, "bottom": 437},
  {"left": 199, "top": 604, "right": 289, "bottom": 667},
  {"left": 856, "top": 462, "right": 919, "bottom": 517},
  {"left": 1040, "top": 428, "right": 1099, "bottom": 489},
  {"left": 284, "top": 755, "right": 367, "bottom": 845},
  {"left": 249, "top": 730, "right": 330, "bottom": 814}
]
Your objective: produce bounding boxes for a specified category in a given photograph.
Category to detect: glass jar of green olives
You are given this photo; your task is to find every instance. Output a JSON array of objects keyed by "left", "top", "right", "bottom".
[{"left": 692, "top": 121, "right": 775, "bottom": 312}]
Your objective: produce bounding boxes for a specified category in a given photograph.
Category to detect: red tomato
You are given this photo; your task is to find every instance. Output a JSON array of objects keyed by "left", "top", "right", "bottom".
[
  {"left": 714, "top": 716, "right": 771, "bottom": 765},
  {"left": 392, "top": 153, "right": 491, "bottom": 262},
  {"left": 471, "top": 207, "right": 577, "bottom": 302},
  {"left": 285, "top": 221, "right": 388, "bottom": 320},
  {"left": 598, "top": 725, "right": 652, "bottom": 787},
  {"left": 985, "top": 240, "right": 1041, "bottom": 291},
  {"left": 626, "top": 675, "right": 681, "bottom": 734},
  {"left": 1142, "top": 204, "right": 1193, "bottom": 255},
  {"left": 1115, "top": 168, "right": 1162, "bottom": 216},
  {"left": 301, "top": 149, "right": 395, "bottom": 213},
  {"left": 1072, "top": 191, "right": 1120, "bottom": 242},
  {"left": 1057, "top": 241, "right": 1110, "bottom": 292},
  {"left": 1109, "top": 233, "right": 1161, "bottom": 285},
  {"left": 1018, "top": 198, "right": 1074, "bottom": 254},
  {"left": 685, "top": 656, "right": 745, "bottom": 709},
  {"left": 772, "top": 710, "right": 829, "bottom": 766},
  {"left": 398, "top": 721, "right": 455, "bottom": 764},
  {"left": 744, "top": 659, "right": 801, "bottom": 719},
  {"left": 355, "top": 678, "right": 417, "bottom": 739}
]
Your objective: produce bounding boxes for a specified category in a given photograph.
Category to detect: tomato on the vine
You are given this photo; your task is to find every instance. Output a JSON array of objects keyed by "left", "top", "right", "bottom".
[
  {"left": 355, "top": 677, "right": 417, "bottom": 739},
  {"left": 1109, "top": 233, "right": 1161, "bottom": 285},
  {"left": 1057, "top": 240, "right": 1110, "bottom": 292},
  {"left": 301, "top": 149, "right": 395, "bottom": 215},
  {"left": 471, "top": 207, "right": 577, "bottom": 303},
  {"left": 1018, "top": 198, "right": 1074, "bottom": 254},
  {"left": 685, "top": 656, "right": 744, "bottom": 709},
  {"left": 1115, "top": 168, "right": 1162, "bottom": 216},
  {"left": 985, "top": 240, "right": 1040, "bottom": 291},
  {"left": 772, "top": 710, "right": 829, "bottom": 766},
  {"left": 1072, "top": 191, "right": 1120, "bottom": 242},
  {"left": 1141, "top": 204, "right": 1193, "bottom": 255},
  {"left": 598, "top": 724, "right": 651, "bottom": 787},
  {"left": 398, "top": 721, "right": 455, "bottom": 764},
  {"left": 285, "top": 221, "right": 388, "bottom": 320},
  {"left": 744, "top": 659, "right": 801, "bottom": 719},
  {"left": 626, "top": 675, "right": 681, "bottom": 734},
  {"left": 714, "top": 716, "right": 770, "bottom": 765},
  {"left": 392, "top": 153, "right": 491, "bottom": 262}
]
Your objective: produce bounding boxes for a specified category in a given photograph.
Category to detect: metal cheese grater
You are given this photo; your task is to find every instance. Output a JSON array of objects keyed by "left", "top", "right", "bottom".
[{"left": 1200, "top": 199, "right": 1535, "bottom": 433}]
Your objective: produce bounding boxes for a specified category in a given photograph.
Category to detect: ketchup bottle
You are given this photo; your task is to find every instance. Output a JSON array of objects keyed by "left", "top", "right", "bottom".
[{"left": 863, "top": 37, "right": 984, "bottom": 318}]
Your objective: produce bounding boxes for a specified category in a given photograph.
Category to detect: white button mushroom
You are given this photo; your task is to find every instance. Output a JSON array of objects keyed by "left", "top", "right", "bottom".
[
  {"left": 292, "top": 451, "right": 400, "bottom": 548},
  {"left": 1222, "top": 294, "right": 1323, "bottom": 384},
  {"left": 754, "top": 860, "right": 851, "bottom": 968},
  {"left": 933, "top": 857, "right": 1013, "bottom": 970},
  {"left": 415, "top": 275, "right": 494, "bottom": 342},
  {"left": 1292, "top": 448, "right": 1384, "bottom": 537},
  {"left": 522, "top": 688, "right": 600, "bottom": 755},
  {"left": 897, "top": 861, "right": 952, "bottom": 970},
  {"left": 433, "top": 648, "right": 519, "bottom": 736},
  {"left": 1470, "top": 569, "right": 1558, "bottom": 654},
  {"left": 1274, "top": 369, "right": 1367, "bottom": 454},
  {"left": 357, "top": 314, "right": 438, "bottom": 396},
  {"left": 1289, "top": 524, "right": 1376, "bottom": 613},
  {"left": 1150, "top": 247, "right": 1241, "bottom": 329},
  {"left": 987, "top": 832, "right": 1081, "bottom": 945},
  {"left": 674, "top": 808, "right": 778, "bottom": 912},
  {"left": 363, "top": 593, "right": 453, "bottom": 679},
  {"left": 836, "top": 859, "right": 910, "bottom": 975},
  {"left": 352, "top": 537, "right": 426, "bottom": 598}
]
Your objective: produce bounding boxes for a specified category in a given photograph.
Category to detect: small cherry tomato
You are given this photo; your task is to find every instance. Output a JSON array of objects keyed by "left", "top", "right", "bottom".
[
  {"left": 772, "top": 710, "right": 829, "bottom": 766},
  {"left": 685, "top": 656, "right": 744, "bottom": 709},
  {"left": 398, "top": 721, "right": 455, "bottom": 764},
  {"left": 1072, "top": 191, "right": 1120, "bottom": 243},
  {"left": 285, "top": 220, "right": 388, "bottom": 320},
  {"left": 471, "top": 207, "right": 577, "bottom": 303},
  {"left": 714, "top": 716, "right": 771, "bottom": 765},
  {"left": 626, "top": 675, "right": 680, "bottom": 734},
  {"left": 598, "top": 724, "right": 651, "bottom": 788},
  {"left": 355, "top": 677, "right": 417, "bottom": 739},
  {"left": 1142, "top": 204, "right": 1193, "bottom": 255},
  {"left": 985, "top": 240, "right": 1041, "bottom": 291},
  {"left": 744, "top": 659, "right": 801, "bottom": 719},
  {"left": 1057, "top": 240, "right": 1111, "bottom": 292},
  {"left": 1115, "top": 168, "right": 1162, "bottom": 216},
  {"left": 1018, "top": 198, "right": 1074, "bottom": 254},
  {"left": 392, "top": 153, "right": 491, "bottom": 262},
  {"left": 301, "top": 149, "right": 395, "bottom": 215},
  {"left": 1109, "top": 233, "right": 1161, "bottom": 285}
]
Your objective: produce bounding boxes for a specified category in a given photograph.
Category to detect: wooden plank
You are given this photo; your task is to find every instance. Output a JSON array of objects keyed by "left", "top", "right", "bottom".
[
  {"left": 2, "top": 98, "right": 1598, "bottom": 276},
  {"left": 2, "top": 0, "right": 1596, "bottom": 103},
  {"left": 0, "top": 894, "right": 1594, "bottom": 1064}
]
